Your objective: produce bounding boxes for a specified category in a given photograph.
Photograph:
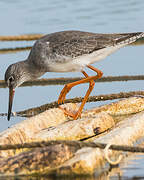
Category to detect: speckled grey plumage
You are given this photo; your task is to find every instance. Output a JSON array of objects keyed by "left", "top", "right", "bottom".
[
  {"left": 27, "top": 31, "right": 144, "bottom": 72},
  {"left": 29, "top": 31, "right": 143, "bottom": 58}
]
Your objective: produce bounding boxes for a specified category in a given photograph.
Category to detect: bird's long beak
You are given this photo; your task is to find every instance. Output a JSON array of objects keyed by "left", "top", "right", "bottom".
[{"left": 8, "top": 87, "right": 15, "bottom": 121}]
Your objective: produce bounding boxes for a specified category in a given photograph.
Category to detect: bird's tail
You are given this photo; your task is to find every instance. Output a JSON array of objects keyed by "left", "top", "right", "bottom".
[{"left": 116, "top": 32, "right": 144, "bottom": 45}]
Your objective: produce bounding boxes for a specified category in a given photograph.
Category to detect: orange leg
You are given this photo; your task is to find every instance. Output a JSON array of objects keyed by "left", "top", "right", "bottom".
[{"left": 58, "top": 65, "right": 103, "bottom": 119}]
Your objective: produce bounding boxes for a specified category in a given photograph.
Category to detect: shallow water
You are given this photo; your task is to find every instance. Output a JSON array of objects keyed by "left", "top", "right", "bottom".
[{"left": 0, "top": 0, "right": 144, "bottom": 178}]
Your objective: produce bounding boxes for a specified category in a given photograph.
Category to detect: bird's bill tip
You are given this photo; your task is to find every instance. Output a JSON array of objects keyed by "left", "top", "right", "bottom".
[{"left": 8, "top": 87, "right": 15, "bottom": 121}]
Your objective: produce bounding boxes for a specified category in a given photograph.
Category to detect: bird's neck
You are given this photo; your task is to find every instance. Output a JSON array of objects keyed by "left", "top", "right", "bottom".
[{"left": 21, "top": 60, "right": 45, "bottom": 81}]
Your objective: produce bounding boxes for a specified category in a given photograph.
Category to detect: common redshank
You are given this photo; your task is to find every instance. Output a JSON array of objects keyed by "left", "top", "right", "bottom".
[{"left": 5, "top": 30, "right": 144, "bottom": 120}]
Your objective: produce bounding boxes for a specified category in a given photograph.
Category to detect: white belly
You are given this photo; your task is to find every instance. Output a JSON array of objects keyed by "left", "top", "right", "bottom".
[
  {"left": 48, "top": 44, "right": 125, "bottom": 72},
  {"left": 73, "top": 44, "right": 125, "bottom": 68}
]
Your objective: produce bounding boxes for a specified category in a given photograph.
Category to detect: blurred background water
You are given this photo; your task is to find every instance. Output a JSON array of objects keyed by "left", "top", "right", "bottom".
[{"left": 0, "top": 0, "right": 144, "bottom": 179}]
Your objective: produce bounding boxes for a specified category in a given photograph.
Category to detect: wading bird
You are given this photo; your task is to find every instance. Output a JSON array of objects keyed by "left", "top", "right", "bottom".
[{"left": 5, "top": 30, "right": 144, "bottom": 120}]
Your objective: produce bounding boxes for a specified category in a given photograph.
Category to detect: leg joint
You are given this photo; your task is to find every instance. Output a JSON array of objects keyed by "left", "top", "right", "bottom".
[{"left": 98, "top": 70, "right": 103, "bottom": 78}]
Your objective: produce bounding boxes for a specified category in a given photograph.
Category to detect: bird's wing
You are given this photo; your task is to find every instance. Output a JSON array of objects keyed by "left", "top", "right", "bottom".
[
  {"left": 47, "top": 31, "right": 144, "bottom": 58},
  {"left": 29, "top": 31, "right": 144, "bottom": 60}
]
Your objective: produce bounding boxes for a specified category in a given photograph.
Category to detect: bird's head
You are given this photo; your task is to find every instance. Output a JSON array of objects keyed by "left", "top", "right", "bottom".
[
  {"left": 5, "top": 60, "right": 45, "bottom": 121},
  {"left": 5, "top": 62, "right": 28, "bottom": 89},
  {"left": 5, "top": 61, "right": 31, "bottom": 121}
]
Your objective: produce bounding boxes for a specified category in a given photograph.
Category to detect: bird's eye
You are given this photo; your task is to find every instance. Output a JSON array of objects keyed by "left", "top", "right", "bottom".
[{"left": 8, "top": 76, "right": 14, "bottom": 82}]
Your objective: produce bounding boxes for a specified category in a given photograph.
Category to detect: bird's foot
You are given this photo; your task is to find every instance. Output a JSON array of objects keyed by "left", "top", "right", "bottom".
[
  {"left": 58, "top": 84, "right": 72, "bottom": 104},
  {"left": 59, "top": 106, "right": 81, "bottom": 120}
]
